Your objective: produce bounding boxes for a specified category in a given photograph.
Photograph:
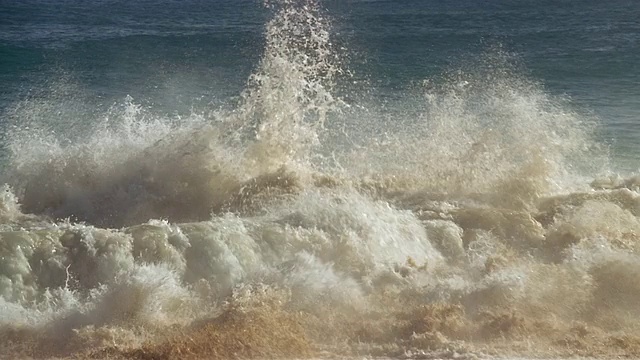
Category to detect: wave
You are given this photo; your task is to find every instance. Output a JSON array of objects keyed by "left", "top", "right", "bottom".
[{"left": 1, "top": 0, "right": 639, "bottom": 359}]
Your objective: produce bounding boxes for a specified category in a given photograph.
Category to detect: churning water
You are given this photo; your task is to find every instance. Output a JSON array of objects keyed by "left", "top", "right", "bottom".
[{"left": 1, "top": 0, "right": 640, "bottom": 358}]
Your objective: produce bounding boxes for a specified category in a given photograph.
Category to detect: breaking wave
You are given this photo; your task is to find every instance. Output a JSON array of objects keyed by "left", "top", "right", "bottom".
[{"left": 1, "top": 0, "right": 639, "bottom": 359}]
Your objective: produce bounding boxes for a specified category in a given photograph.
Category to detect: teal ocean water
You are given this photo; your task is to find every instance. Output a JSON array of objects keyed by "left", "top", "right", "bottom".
[
  {"left": 2, "top": 0, "right": 639, "bottom": 168},
  {"left": 1, "top": 1, "right": 640, "bottom": 358}
]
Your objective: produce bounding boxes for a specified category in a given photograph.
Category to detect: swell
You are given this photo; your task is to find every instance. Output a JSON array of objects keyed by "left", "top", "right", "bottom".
[{"left": 1, "top": 0, "right": 639, "bottom": 359}]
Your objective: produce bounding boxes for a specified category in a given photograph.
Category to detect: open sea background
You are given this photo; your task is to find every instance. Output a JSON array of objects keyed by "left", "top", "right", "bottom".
[
  {"left": 2, "top": 0, "right": 639, "bottom": 169},
  {"left": 2, "top": 0, "right": 640, "bottom": 359}
]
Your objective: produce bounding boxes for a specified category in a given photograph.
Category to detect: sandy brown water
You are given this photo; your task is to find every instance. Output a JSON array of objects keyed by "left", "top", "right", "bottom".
[{"left": 2, "top": 1, "right": 640, "bottom": 360}]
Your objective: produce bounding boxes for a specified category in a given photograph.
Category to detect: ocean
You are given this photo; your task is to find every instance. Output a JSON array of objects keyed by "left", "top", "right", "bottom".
[{"left": 1, "top": 0, "right": 640, "bottom": 358}]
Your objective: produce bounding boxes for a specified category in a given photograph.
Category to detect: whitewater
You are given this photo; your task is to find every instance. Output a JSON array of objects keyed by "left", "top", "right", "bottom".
[{"left": 1, "top": 1, "right": 640, "bottom": 359}]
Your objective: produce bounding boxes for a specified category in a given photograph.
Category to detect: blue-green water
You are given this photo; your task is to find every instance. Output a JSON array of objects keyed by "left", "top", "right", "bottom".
[
  {"left": 3, "top": 1, "right": 640, "bottom": 359},
  {"left": 2, "top": 0, "right": 639, "bottom": 168}
]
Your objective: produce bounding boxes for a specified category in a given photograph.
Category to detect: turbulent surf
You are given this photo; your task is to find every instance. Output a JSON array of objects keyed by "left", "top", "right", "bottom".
[{"left": 1, "top": 1, "right": 640, "bottom": 359}]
